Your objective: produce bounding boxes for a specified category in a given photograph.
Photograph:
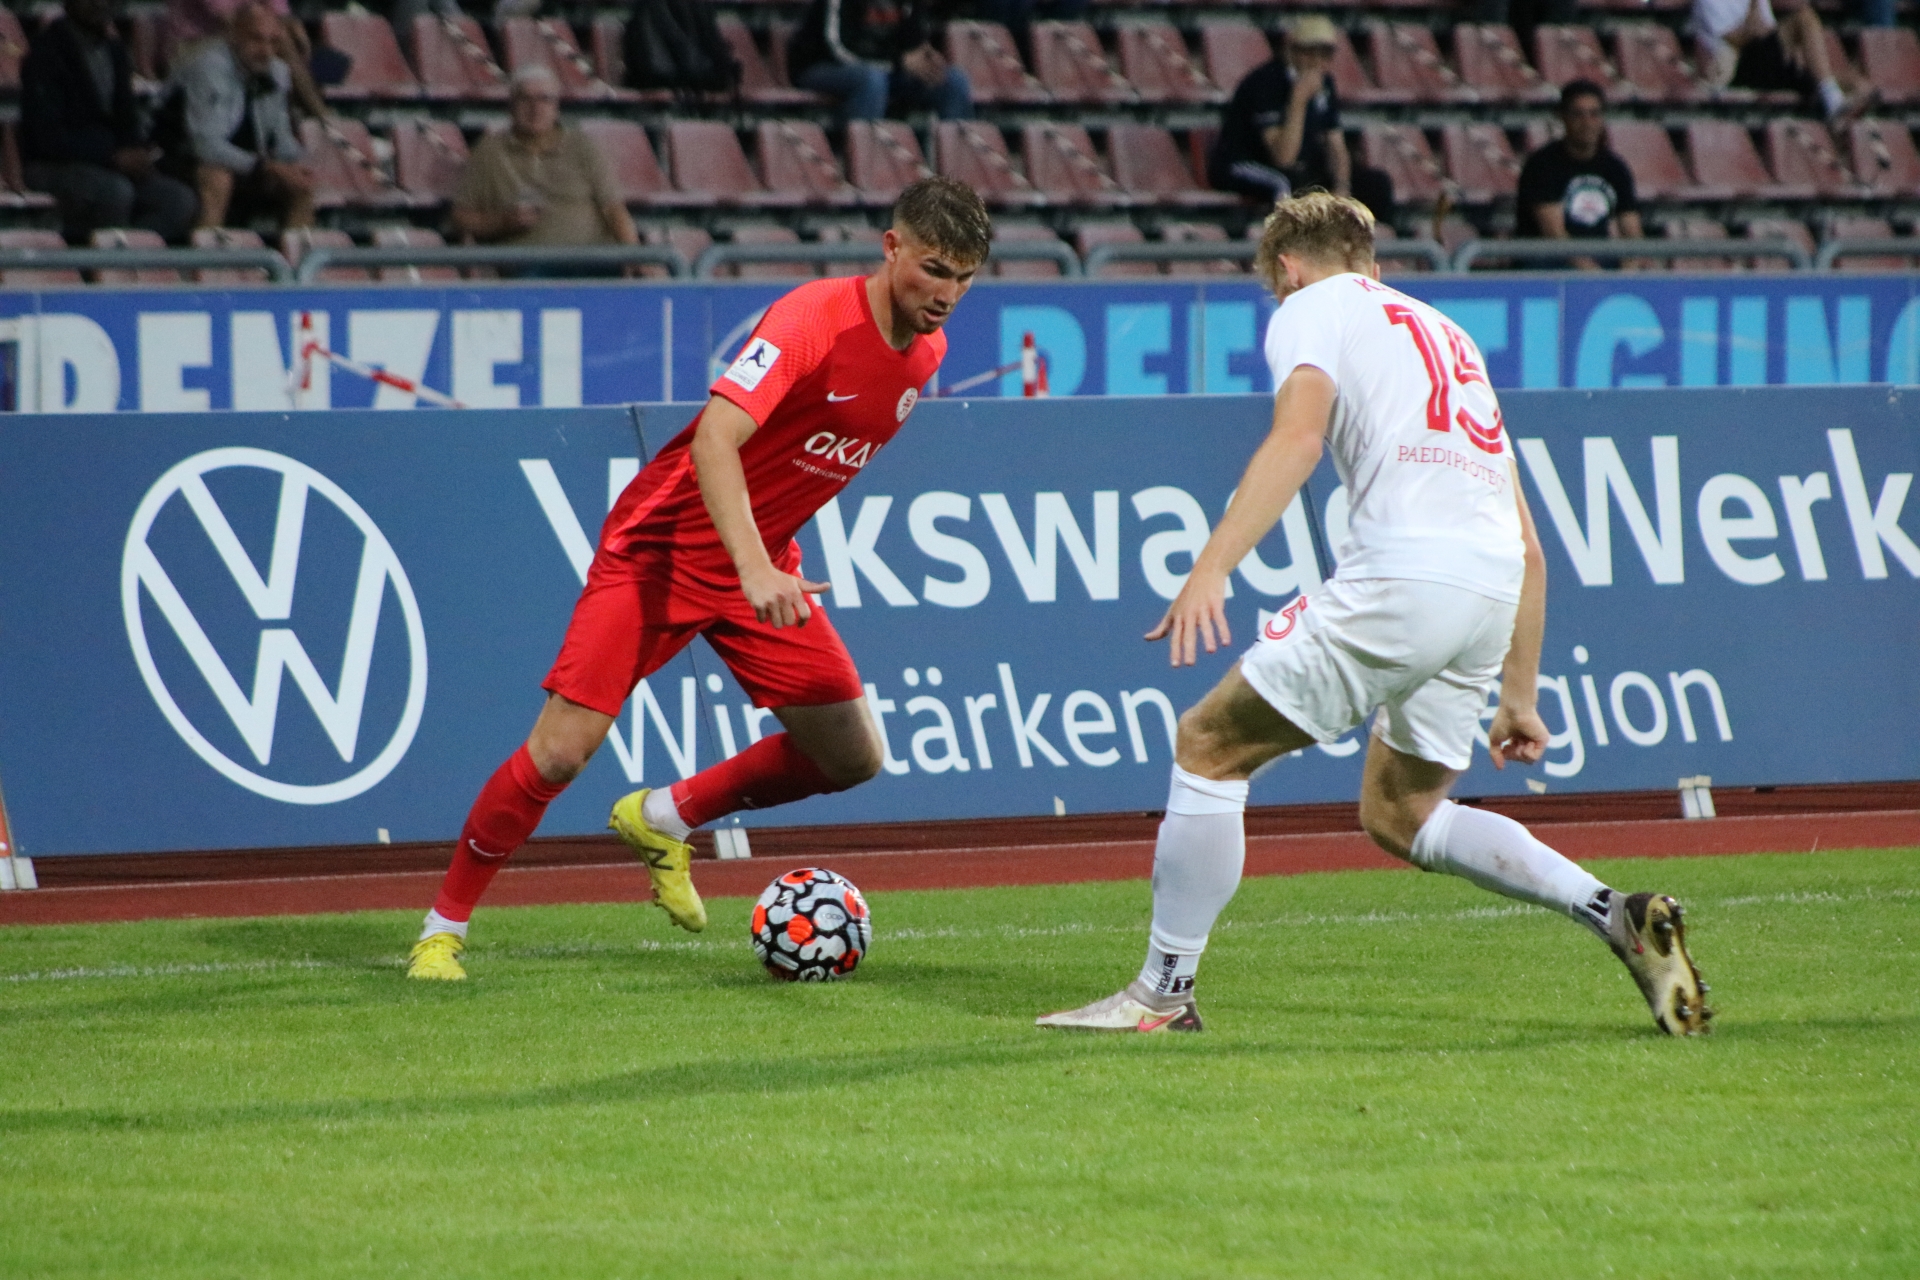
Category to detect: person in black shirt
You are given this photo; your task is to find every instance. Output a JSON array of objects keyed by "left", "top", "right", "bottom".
[
  {"left": 789, "top": 0, "right": 973, "bottom": 127},
  {"left": 1206, "top": 14, "right": 1392, "bottom": 222},
  {"left": 1515, "top": 80, "right": 1643, "bottom": 269}
]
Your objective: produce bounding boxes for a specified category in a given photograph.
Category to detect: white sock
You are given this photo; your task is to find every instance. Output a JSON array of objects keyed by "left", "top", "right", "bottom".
[
  {"left": 1137, "top": 766, "right": 1249, "bottom": 998},
  {"left": 1410, "top": 800, "right": 1612, "bottom": 938},
  {"left": 420, "top": 909, "right": 468, "bottom": 941},
  {"left": 1819, "top": 76, "right": 1846, "bottom": 115},
  {"left": 642, "top": 787, "right": 692, "bottom": 840}
]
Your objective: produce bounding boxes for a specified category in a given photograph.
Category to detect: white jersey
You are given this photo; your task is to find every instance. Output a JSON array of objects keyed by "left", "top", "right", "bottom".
[{"left": 1264, "top": 272, "right": 1525, "bottom": 603}]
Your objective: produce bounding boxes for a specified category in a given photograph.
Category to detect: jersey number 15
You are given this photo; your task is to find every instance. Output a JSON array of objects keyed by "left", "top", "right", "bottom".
[{"left": 1383, "top": 303, "right": 1505, "bottom": 456}]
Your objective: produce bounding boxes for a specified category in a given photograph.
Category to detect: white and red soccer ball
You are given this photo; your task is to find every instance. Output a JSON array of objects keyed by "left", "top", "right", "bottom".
[{"left": 751, "top": 867, "right": 871, "bottom": 981}]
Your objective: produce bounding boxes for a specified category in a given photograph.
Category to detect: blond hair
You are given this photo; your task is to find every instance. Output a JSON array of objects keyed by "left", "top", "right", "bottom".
[{"left": 1253, "top": 191, "right": 1376, "bottom": 294}]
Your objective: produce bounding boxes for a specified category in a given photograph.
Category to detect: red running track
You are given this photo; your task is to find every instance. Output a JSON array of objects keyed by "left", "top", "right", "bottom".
[{"left": 2, "top": 810, "right": 1914, "bottom": 928}]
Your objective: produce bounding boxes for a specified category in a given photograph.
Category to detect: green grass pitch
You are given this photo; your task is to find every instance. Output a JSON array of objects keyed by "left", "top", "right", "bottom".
[{"left": 1, "top": 848, "right": 1915, "bottom": 1279}]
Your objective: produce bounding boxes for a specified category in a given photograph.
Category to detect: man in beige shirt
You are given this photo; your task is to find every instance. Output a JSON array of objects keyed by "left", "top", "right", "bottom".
[{"left": 452, "top": 66, "right": 638, "bottom": 259}]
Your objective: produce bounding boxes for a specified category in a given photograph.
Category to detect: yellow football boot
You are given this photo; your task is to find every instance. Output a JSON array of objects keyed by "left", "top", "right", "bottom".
[
  {"left": 407, "top": 931, "right": 467, "bottom": 981},
  {"left": 609, "top": 788, "right": 707, "bottom": 932}
]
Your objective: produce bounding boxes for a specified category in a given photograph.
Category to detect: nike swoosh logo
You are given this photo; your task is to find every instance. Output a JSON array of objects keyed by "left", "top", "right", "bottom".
[
  {"left": 827, "top": 392, "right": 858, "bottom": 402},
  {"left": 1136, "top": 1010, "right": 1181, "bottom": 1032}
]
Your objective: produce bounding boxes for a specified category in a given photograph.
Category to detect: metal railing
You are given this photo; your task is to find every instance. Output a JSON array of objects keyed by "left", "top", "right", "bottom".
[
  {"left": 1452, "top": 238, "right": 1814, "bottom": 272},
  {"left": 692, "top": 238, "right": 1084, "bottom": 277},
  {"left": 1082, "top": 237, "right": 1449, "bottom": 277},
  {"left": 295, "top": 243, "right": 690, "bottom": 282},
  {"left": 0, "top": 246, "right": 296, "bottom": 282},
  {"left": 1814, "top": 237, "right": 1920, "bottom": 270}
]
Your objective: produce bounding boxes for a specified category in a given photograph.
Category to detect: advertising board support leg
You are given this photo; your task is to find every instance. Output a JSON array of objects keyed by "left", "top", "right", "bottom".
[{"left": 0, "top": 772, "right": 34, "bottom": 890}]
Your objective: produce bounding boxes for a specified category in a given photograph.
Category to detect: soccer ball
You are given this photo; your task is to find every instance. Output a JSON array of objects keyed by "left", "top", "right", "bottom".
[{"left": 750, "top": 868, "right": 871, "bottom": 982}]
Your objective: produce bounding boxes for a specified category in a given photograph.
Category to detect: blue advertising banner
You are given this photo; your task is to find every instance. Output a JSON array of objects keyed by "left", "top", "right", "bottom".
[
  {"left": 6, "top": 273, "right": 1920, "bottom": 414},
  {"left": 1, "top": 387, "right": 1917, "bottom": 857}
]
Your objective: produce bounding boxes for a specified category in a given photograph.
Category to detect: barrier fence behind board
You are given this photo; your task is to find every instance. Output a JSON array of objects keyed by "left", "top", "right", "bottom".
[{"left": 0, "top": 387, "right": 1916, "bottom": 859}]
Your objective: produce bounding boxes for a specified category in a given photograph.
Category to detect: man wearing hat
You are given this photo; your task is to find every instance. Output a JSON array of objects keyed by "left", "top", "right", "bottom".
[{"left": 1206, "top": 15, "right": 1393, "bottom": 222}]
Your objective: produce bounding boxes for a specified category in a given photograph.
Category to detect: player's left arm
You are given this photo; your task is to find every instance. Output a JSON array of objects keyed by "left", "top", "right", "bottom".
[
  {"left": 1147, "top": 364, "right": 1334, "bottom": 667},
  {"left": 690, "top": 395, "right": 830, "bottom": 629},
  {"left": 1488, "top": 457, "right": 1551, "bottom": 768}
]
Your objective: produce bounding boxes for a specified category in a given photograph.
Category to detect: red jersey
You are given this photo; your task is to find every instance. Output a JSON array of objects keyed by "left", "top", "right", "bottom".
[{"left": 602, "top": 275, "right": 946, "bottom": 588}]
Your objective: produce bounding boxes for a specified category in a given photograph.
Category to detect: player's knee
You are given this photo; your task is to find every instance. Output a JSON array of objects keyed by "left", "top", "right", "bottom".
[
  {"left": 824, "top": 735, "right": 883, "bottom": 788},
  {"left": 527, "top": 736, "right": 596, "bottom": 784},
  {"left": 1173, "top": 706, "right": 1221, "bottom": 773},
  {"left": 1357, "top": 793, "right": 1417, "bottom": 862}
]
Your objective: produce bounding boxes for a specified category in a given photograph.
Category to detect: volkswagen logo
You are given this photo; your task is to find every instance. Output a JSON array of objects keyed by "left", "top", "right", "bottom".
[{"left": 121, "top": 448, "right": 428, "bottom": 805}]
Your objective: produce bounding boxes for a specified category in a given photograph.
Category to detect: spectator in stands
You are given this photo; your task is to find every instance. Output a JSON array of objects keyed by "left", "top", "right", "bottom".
[
  {"left": 788, "top": 0, "right": 973, "bottom": 127},
  {"left": 20, "top": 0, "right": 199, "bottom": 244},
  {"left": 1515, "top": 80, "right": 1641, "bottom": 269},
  {"left": 1206, "top": 15, "right": 1393, "bottom": 223},
  {"left": 160, "top": 2, "right": 315, "bottom": 234},
  {"left": 1693, "top": 0, "right": 1872, "bottom": 122},
  {"left": 450, "top": 67, "right": 639, "bottom": 269},
  {"left": 165, "top": 0, "right": 329, "bottom": 120}
]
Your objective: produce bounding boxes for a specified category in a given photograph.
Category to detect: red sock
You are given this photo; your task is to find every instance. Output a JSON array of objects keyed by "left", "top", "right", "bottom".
[
  {"left": 432, "top": 745, "right": 568, "bottom": 922},
  {"left": 670, "top": 732, "right": 844, "bottom": 829}
]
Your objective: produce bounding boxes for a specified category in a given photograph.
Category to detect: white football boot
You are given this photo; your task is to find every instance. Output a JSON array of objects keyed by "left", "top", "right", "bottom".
[
  {"left": 1036, "top": 980, "right": 1202, "bottom": 1033},
  {"left": 1605, "top": 891, "right": 1712, "bottom": 1035}
]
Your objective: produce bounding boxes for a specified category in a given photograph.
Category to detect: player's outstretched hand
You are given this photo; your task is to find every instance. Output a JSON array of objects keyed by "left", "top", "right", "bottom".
[
  {"left": 1145, "top": 572, "right": 1231, "bottom": 668},
  {"left": 1487, "top": 702, "right": 1550, "bottom": 769},
  {"left": 741, "top": 563, "right": 831, "bottom": 629}
]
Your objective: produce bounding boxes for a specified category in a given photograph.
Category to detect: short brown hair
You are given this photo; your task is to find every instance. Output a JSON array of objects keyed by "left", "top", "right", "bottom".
[
  {"left": 892, "top": 177, "right": 993, "bottom": 267},
  {"left": 1254, "top": 190, "right": 1375, "bottom": 294}
]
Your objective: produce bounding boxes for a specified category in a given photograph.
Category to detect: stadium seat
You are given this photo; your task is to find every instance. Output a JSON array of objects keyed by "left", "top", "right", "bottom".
[
  {"left": 1605, "top": 120, "right": 1703, "bottom": 200},
  {"left": 715, "top": 16, "right": 821, "bottom": 106},
  {"left": 1661, "top": 216, "right": 1732, "bottom": 273},
  {"left": 392, "top": 118, "right": 468, "bottom": 205},
  {"left": 767, "top": 20, "right": 804, "bottom": 95},
  {"left": 846, "top": 120, "right": 934, "bottom": 203},
  {"left": 320, "top": 14, "right": 421, "bottom": 99},
  {"left": 0, "top": 121, "right": 56, "bottom": 211},
  {"left": 90, "top": 227, "right": 178, "bottom": 284},
  {"left": 411, "top": 14, "right": 509, "bottom": 100},
  {"left": 1022, "top": 123, "right": 1128, "bottom": 207},
  {"left": 719, "top": 224, "right": 812, "bottom": 279},
  {"left": 1744, "top": 216, "right": 1816, "bottom": 270},
  {"left": 1159, "top": 221, "right": 1243, "bottom": 277},
  {"left": 1686, "top": 121, "right": 1797, "bottom": 200},
  {"left": 0, "top": 7, "right": 25, "bottom": 95},
  {"left": 755, "top": 119, "right": 861, "bottom": 207},
  {"left": 1329, "top": 28, "right": 1395, "bottom": 105},
  {"left": 578, "top": 118, "right": 702, "bottom": 209},
  {"left": 934, "top": 121, "right": 1045, "bottom": 207},
  {"left": 1848, "top": 120, "right": 1920, "bottom": 199},
  {"left": 637, "top": 222, "right": 711, "bottom": 277},
  {"left": 1440, "top": 122, "right": 1522, "bottom": 203},
  {"left": 281, "top": 227, "right": 369, "bottom": 282},
  {"left": 190, "top": 227, "right": 274, "bottom": 284},
  {"left": 1532, "top": 25, "right": 1631, "bottom": 99},
  {"left": 1765, "top": 120, "right": 1860, "bottom": 200},
  {"left": 1367, "top": 22, "right": 1473, "bottom": 104},
  {"left": 1453, "top": 24, "right": 1555, "bottom": 104},
  {"left": 300, "top": 118, "right": 412, "bottom": 210},
  {"left": 371, "top": 225, "right": 458, "bottom": 282},
  {"left": 125, "top": 4, "right": 164, "bottom": 81},
  {"left": 990, "top": 221, "right": 1067, "bottom": 278},
  {"left": 1611, "top": 23, "right": 1708, "bottom": 103},
  {"left": 1116, "top": 21, "right": 1221, "bottom": 105},
  {"left": 1031, "top": 21, "right": 1136, "bottom": 104},
  {"left": 590, "top": 15, "right": 625, "bottom": 88},
  {"left": 816, "top": 220, "right": 885, "bottom": 274},
  {"left": 502, "top": 17, "right": 631, "bottom": 101},
  {"left": 1107, "top": 123, "right": 1236, "bottom": 208},
  {"left": 1362, "top": 123, "right": 1448, "bottom": 204},
  {"left": 1198, "top": 21, "right": 1271, "bottom": 98},
  {"left": 946, "top": 21, "right": 1049, "bottom": 104},
  {"left": 667, "top": 121, "right": 800, "bottom": 208},
  {"left": 1076, "top": 220, "right": 1156, "bottom": 277},
  {"left": 1858, "top": 27, "right": 1920, "bottom": 105},
  {"left": 1823, "top": 214, "right": 1911, "bottom": 270},
  {"left": 0, "top": 229, "right": 78, "bottom": 285}
]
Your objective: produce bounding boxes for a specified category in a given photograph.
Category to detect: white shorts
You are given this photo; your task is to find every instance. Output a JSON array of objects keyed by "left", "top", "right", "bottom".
[{"left": 1239, "top": 578, "right": 1517, "bottom": 770}]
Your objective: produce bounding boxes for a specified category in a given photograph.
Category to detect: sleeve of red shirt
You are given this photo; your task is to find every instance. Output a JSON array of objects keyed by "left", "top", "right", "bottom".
[{"left": 708, "top": 287, "right": 834, "bottom": 426}]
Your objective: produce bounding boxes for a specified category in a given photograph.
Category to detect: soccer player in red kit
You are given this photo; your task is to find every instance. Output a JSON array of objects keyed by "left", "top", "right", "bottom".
[{"left": 408, "top": 178, "right": 993, "bottom": 979}]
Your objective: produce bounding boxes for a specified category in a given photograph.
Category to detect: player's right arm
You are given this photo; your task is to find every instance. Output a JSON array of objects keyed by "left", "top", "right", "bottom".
[
  {"left": 1488, "top": 461, "right": 1552, "bottom": 768},
  {"left": 1147, "top": 364, "right": 1335, "bottom": 667},
  {"left": 690, "top": 395, "right": 830, "bottom": 628}
]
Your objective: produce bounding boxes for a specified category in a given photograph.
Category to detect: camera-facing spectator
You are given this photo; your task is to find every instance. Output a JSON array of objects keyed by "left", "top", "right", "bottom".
[
  {"left": 1206, "top": 15, "right": 1394, "bottom": 223},
  {"left": 1693, "top": 0, "right": 1872, "bottom": 122},
  {"left": 20, "top": 0, "right": 199, "bottom": 244},
  {"left": 1516, "top": 81, "right": 1642, "bottom": 270},
  {"left": 788, "top": 0, "right": 973, "bottom": 127},
  {"left": 165, "top": 0, "right": 328, "bottom": 119},
  {"left": 451, "top": 67, "right": 639, "bottom": 265},
  {"left": 158, "top": 2, "right": 315, "bottom": 234}
]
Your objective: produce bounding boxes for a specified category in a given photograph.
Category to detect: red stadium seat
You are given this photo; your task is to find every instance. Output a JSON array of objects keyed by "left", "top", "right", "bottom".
[
  {"left": 1107, "top": 123, "right": 1237, "bottom": 208},
  {"left": 1660, "top": 216, "right": 1732, "bottom": 273},
  {"left": 0, "top": 8, "right": 25, "bottom": 94},
  {"left": 300, "top": 118, "right": 412, "bottom": 210},
  {"left": 321, "top": 14, "right": 420, "bottom": 99},
  {"left": 1362, "top": 123, "right": 1448, "bottom": 204},
  {"left": 1160, "top": 221, "right": 1243, "bottom": 277},
  {"left": 1453, "top": 24, "right": 1555, "bottom": 105},
  {"left": 410, "top": 14, "right": 509, "bottom": 100},
  {"left": 392, "top": 118, "right": 469, "bottom": 205},
  {"left": 816, "top": 220, "right": 885, "bottom": 274},
  {"left": 667, "top": 121, "right": 800, "bottom": 208},
  {"left": 590, "top": 15, "right": 625, "bottom": 88},
  {"left": 1858, "top": 27, "right": 1920, "bottom": 105},
  {"left": 933, "top": 121, "right": 1045, "bottom": 208},
  {"left": 1022, "top": 122, "right": 1127, "bottom": 207},
  {"left": 755, "top": 119, "right": 861, "bottom": 207},
  {"left": 1743, "top": 216, "right": 1816, "bottom": 271},
  {"left": 1031, "top": 20, "right": 1136, "bottom": 104},
  {"left": 990, "top": 221, "right": 1067, "bottom": 278},
  {"left": 946, "top": 21, "right": 1048, "bottom": 104},
  {"left": 1532, "top": 25, "right": 1631, "bottom": 99},
  {"left": 720, "top": 224, "right": 812, "bottom": 279},
  {"left": 90, "top": 227, "right": 178, "bottom": 284},
  {"left": 1076, "top": 220, "right": 1155, "bottom": 277},
  {"left": 1848, "top": 120, "right": 1920, "bottom": 199},
  {"left": 1611, "top": 23, "right": 1707, "bottom": 103},
  {"left": 846, "top": 121, "right": 934, "bottom": 203},
  {"left": 371, "top": 225, "right": 458, "bottom": 282},
  {"left": 579, "top": 118, "right": 703, "bottom": 209},
  {"left": 715, "top": 15, "right": 821, "bottom": 106},
  {"left": 1686, "top": 121, "right": 1798, "bottom": 200},
  {"left": 1605, "top": 120, "right": 1703, "bottom": 200},
  {"left": 1440, "top": 122, "right": 1521, "bottom": 203},
  {"left": 189, "top": 227, "right": 274, "bottom": 284},
  {"left": 1823, "top": 214, "right": 1912, "bottom": 271},
  {"left": 501, "top": 17, "right": 630, "bottom": 101},
  {"left": 1199, "top": 21, "right": 1271, "bottom": 97},
  {"left": 1765, "top": 119, "right": 1859, "bottom": 200},
  {"left": 638, "top": 223, "right": 712, "bottom": 277},
  {"left": 281, "top": 228, "right": 369, "bottom": 282},
  {"left": 0, "top": 229, "right": 78, "bottom": 285},
  {"left": 1366, "top": 22, "right": 1473, "bottom": 104},
  {"left": 1117, "top": 21, "right": 1220, "bottom": 105},
  {"left": 1329, "top": 28, "right": 1394, "bottom": 105}
]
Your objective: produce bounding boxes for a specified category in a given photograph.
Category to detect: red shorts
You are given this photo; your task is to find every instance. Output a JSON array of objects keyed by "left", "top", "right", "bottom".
[{"left": 543, "top": 544, "right": 865, "bottom": 718}]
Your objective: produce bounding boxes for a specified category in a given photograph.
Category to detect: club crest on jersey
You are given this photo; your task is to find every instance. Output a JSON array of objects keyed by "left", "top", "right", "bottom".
[
  {"left": 896, "top": 387, "right": 919, "bottom": 422},
  {"left": 1263, "top": 594, "right": 1309, "bottom": 641},
  {"left": 803, "top": 431, "right": 877, "bottom": 469},
  {"left": 723, "top": 338, "right": 781, "bottom": 392}
]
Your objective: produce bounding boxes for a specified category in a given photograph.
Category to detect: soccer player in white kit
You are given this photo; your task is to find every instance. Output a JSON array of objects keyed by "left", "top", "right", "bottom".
[{"left": 1037, "top": 193, "right": 1711, "bottom": 1037}]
